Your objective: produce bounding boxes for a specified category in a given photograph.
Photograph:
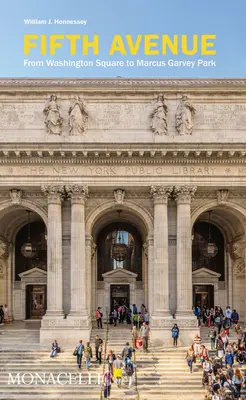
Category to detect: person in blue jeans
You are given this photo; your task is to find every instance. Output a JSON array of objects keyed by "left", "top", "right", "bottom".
[
  {"left": 50, "top": 340, "right": 58, "bottom": 357},
  {"left": 75, "top": 340, "right": 84, "bottom": 369}
]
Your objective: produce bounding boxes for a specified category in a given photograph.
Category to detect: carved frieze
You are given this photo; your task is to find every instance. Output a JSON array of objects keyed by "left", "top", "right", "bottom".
[
  {"left": 150, "top": 95, "right": 168, "bottom": 135},
  {"left": 68, "top": 96, "right": 88, "bottom": 136},
  {"left": 43, "top": 95, "right": 63, "bottom": 135},
  {"left": 175, "top": 95, "right": 196, "bottom": 136}
]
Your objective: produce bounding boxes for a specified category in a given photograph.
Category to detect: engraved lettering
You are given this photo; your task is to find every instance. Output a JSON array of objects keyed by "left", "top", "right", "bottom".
[{"left": 156, "top": 167, "right": 162, "bottom": 174}]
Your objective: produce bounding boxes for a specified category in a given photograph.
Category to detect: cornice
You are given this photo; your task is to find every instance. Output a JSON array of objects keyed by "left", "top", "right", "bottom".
[
  {"left": 0, "top": 78, "right": 246, "bottom": 87},
  {"left": 1, "top": 146, "right": 246, "bottom": 164},
  {"left": 1, "top": 78, "right": 246, "bottom": 93}
]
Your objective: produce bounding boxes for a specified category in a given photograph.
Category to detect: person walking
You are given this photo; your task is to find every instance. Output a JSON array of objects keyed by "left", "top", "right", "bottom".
[
  {"left": 122, "top": 342, "right": 135, "bottom": 366},
  {"left": 231, "top": 309, "right": 239, "bottom": 326},
  {"left": 106, "top": 350, "right": 116, "bottom": 374},
  {"left": 233, "top": 367, "right": 244, "bottom": 399},
  {"left": 209, "top": 327, "right": 217, "bottom": 350},
  {"left": 171, "top": 323, "right": 179, "bottom": 347},
  {"left": 75, "top": 340, "right": 84, "bottom": 368},
  {"left": 84, "top": 342, "right": 93, "bottom": 370},
  {"left": 144, "top": 310, "right": 149, "bottom": 324},
  {"left": 113, "top": 307, "right": 118, "bottom": 326},
  {"left": 103, "top": 365, "right": 112, "bottom": 399},
  {"left": 98, "top": 342, "right": 103, "bottom": 365},
  {"left": 0, "top": 305, "right": 4, "bottom": 325},
  {"left": 95, "top": 335, "right": 103, "bottom": 363},
  {"left": 193, "top": 333, "right": 201, "bottom": 356},
  {"left": 225, "top": 306, "right": 232, "bottom": 327},
  {"left": 132, "top": 326, "right": 138, "bottom": 349},
  {"left": 113, "top": 355, "right": 123, "bottom": 387},
  {"left": 3, "top": 304, "right": 8, "bottom": 324},
  {"left": 186, "top": 347, "right": 194, "bottom": 373},
  {"left": 225, "top": 349, "right": 233, "bottom": 368},
  {"left": 125, "top": 358, "right": 136, "bottom": 388},
  {"left": 140, "top": 322, "right": 150, "bottom": 352},
  {"left": 96, "top": 307, "right": 103, "bottom": 329},
  {"left": 50, "top": 339, "right": 59, "bottom": 357}
]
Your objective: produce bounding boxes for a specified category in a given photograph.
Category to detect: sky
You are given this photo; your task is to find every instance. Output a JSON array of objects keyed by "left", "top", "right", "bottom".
[{"left": 0, "top": 0, "right": 245, "bottom": 78}]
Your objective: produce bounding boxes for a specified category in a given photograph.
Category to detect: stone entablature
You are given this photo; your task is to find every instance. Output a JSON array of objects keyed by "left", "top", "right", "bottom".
[{"left": 1, "top": 78, "right": 246, "bottom": 144}]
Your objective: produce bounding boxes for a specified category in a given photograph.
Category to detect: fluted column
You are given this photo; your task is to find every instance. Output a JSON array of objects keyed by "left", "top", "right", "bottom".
[
  {"left": 146, "top": 235, "right": 154, "bottom": 315},
  {"left": 85, "top": 234, "right": 94, "bottom": 318},
  {"left": 41, "top": 185, "right": 64, "bottom": 315},
  {"left": 151, "top": 185, "right": 172, "bottom": 316},
  {"left": 66, "top": 185, "right": 88, "bottom": 316},
  {"left": 174, "top": 185, "right": 197, "bottom": 315}
]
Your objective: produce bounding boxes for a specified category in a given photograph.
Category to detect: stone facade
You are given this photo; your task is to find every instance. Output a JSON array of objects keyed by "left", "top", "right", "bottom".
[{"left": 1, "top": 78, "right": 246, "bottom": 346}]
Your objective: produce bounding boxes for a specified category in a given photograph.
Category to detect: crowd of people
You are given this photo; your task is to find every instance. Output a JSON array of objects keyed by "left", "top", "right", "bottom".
[{"left": 186, "top": 305, "right": 246, "bottom": 399}]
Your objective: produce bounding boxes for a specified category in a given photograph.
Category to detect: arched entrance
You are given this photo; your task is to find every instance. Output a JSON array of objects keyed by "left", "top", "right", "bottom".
[
  {"left": 87, "top": 203, "right": 152, "bottom": 320},
  {"left": 0, "top": 202, "right": 47, "bottom": 321},
  {"left": 192, "top": 201, "right": 246, "bottom": 319}
]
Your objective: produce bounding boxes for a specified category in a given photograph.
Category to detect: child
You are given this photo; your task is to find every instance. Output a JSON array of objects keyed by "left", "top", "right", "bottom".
[{"left": 137, "top": 336, "right": 143, "bottom": 350}]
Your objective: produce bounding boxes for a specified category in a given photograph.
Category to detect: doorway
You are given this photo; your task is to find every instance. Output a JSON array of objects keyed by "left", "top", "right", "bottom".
[
  {"left": 26, "top": 285, "right": 47, "bottom": 319},
  {"left": 193, "top": 285, "right": 214, "bottom": 309},
  {"left": 110, "top": 284, "right": 130, "bottom": 312}
]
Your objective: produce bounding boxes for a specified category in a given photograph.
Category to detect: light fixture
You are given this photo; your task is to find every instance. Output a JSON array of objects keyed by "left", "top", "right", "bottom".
[
  {"left": 111, "top": 210, "right": 128, "bottom": 262},
  {"left": 21, "top": 210, "right": 37, "bottom": 258},
  {"left": 203, "top": 211, "right": 218, "bottom": 259}
]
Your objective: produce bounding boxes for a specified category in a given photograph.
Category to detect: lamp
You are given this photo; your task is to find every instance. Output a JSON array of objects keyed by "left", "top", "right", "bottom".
[
  {"left": 203, "top": 211, "right": 218, "bottom": 259},
  {"left": 111, "top": 210, "right": 128, "bottom": 262},
  {"left": 21, "top": 210, "right": 37, "bottom": 258}
]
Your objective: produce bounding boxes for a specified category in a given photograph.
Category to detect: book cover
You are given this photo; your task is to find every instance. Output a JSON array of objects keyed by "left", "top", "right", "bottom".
[{"left": 0, "top": 1, "right": 245, "bottom": 400}]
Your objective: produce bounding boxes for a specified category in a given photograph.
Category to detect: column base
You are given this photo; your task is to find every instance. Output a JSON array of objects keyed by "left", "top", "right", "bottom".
[
  {"left": 40, "top": 314, "right": 92, "bottom": 348},
  {"left": 150, "top": 314, "right": 199, "bottom": 347}
]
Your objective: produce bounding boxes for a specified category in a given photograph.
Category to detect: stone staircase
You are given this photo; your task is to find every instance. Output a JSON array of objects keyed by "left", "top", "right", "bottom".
[
  {"left": 92, "top": 324, "right": 205, "bottom": 400},
  {"left": 0, "top": 324, "right": 206, "bottom": 400}
]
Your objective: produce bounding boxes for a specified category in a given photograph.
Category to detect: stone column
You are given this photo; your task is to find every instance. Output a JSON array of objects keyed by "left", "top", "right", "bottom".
[
  {"left": 66, "top": 185, "right": 89, "bottom": 317},
  {"left": 146, "top": 235, "right": 154, "bottom": 314},
  {"left": 41, "top": 185, "right": 64, "bottom": 315},
  {"left": 174, "top": 185, "right": 197, "bottom": 315},
  {"left": 150, "top": 185, "right": 172, "bottom": 317},
  {"left": 85, "top": 234, "right": 93, "bottom": 318}
]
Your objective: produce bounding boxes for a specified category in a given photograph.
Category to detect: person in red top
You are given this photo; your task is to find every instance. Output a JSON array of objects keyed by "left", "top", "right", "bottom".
[{"left": 96, "top": 307, "right": 103, "bottom": 329}]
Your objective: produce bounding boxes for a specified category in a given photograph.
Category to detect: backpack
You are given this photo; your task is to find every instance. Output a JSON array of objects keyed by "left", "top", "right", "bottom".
[
  {"left": 126, "top": 362, "right": 134, "bottom": 376},
  {"left": 225, "top": 381, "right": 239, "bottom": 398}
]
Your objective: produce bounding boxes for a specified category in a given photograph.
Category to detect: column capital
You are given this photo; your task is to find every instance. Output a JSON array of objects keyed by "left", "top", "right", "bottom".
[
  {"left": 174, "top": 185, "right": 197, "bottom": 204},
  {"left": 150, "top": 185, "right": 173, "bottom": 204},
  {"left": 65, "top": 184, "right": 88, "bottom": 204},
  {"left": 41, "top": 185, "right": 64, "bottom": 204}
]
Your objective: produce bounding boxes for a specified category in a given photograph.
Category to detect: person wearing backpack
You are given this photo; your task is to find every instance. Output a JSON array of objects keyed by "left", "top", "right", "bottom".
[
  {"left": 125, "top": 359, "right": 136, "bottom": 388},
  {"left": 74, "top": 340, "right": 84, "bottom": 369},
  {"left": 223, "top": 373, "right": 240, "bottom": 399},
  {"left": 96, "top": 307, "right": 103, "bottom": 329},
  {"left": 121, "top": 342, "right": 135, "bottom": 367},
  {"left": 171, "top": 323, "right": 179, "bottom": 347},
  {"left": 84, "top": 342, "right": 93, "bottom": 370}
]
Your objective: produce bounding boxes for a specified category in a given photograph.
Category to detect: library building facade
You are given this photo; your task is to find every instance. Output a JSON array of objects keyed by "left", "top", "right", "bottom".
[{"left": 0, "top": 78, "right": 246, "bottom": 345}]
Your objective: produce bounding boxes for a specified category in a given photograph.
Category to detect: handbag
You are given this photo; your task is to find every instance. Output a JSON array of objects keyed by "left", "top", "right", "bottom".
[{"left": 73, "top": 349, "right": 78, "bottom": 356}]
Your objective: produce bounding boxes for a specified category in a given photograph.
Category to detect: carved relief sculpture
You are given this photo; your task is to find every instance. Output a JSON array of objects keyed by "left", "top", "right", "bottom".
[
  {"left": 10, "top": 189, "right": 22, "bottom": 204},
  {"left": 114, "top": 189, "right": 125, "bottom": 204},
  {"left": 68, "top": 96, "right": 88, "bottom": 136},
  {"left": 217, "top": 189, "right": 229, "bottom": 204},
  {"left": 229, "top": 240, "right": 246, "bottom": 276},
  {"left": 150, "top": 95, "right": 168, "bottom": 135},
  {"left": 175, "top": 95, "right": 196, "bottom": 135},
  {"left": 43, "top": 95, "right": 63, "bottom": 135}
]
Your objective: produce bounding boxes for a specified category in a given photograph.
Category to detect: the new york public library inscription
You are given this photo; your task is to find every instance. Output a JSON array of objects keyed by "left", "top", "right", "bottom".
[{"left": 3, "top": 164, "right": 246, "bottom": 177}]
